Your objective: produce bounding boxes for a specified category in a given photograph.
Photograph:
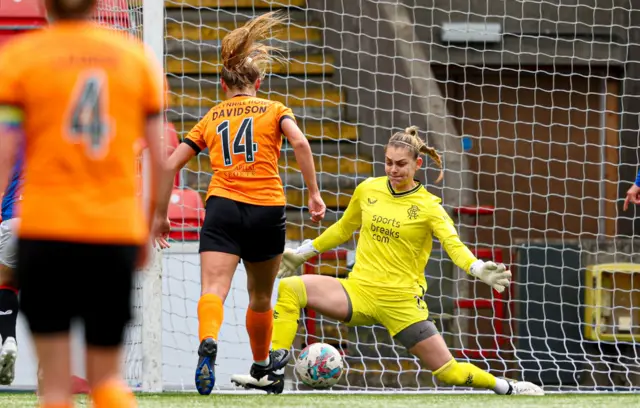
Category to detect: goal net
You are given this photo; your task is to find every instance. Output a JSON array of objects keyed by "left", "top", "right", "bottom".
[{"left": 126, "top": 0, "right": 633, "bottom": 393}]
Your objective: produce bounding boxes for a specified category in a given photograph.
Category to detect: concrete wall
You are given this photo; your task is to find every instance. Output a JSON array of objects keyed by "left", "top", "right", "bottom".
[{"left": 426, "top": 0, "right": 628, "bottom": 66}]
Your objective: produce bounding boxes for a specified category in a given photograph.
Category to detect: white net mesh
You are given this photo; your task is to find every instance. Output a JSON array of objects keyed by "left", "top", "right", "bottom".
[{"left": 157, "top": 0, "right": 634, "bottom": 393}]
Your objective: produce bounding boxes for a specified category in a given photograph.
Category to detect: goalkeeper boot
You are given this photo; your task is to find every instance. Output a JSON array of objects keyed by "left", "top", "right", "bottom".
[
  {"left": 0, "top": 336, "right": 16, "bottom": 385},
  {"left": 195, "top": 337, "right": 217, "bottom": 395},
  {"left": 506, "top": 380, "right": 545, "bottom": 396}
]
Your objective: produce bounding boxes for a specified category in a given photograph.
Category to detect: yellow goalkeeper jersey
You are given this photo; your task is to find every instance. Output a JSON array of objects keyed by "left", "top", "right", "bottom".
[{"left": 313, "top": 176, "right": 478, "bottom": 293}]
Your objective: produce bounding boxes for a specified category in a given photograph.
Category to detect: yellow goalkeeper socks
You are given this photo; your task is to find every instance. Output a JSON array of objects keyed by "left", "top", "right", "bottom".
[
  {"left": 272, "top": 277, "right": 307, "bottom": 350},
  {"left": 198, "top": 294, "right": 223, "bottom": 342},
  {"left": 433, "top": 359, "right": 498, "bottom": 390}
]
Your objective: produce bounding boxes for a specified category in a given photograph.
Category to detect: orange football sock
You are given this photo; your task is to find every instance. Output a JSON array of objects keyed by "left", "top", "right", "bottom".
[
  {"left": 198, "top": 294, "right": 223, "bottom": 342},
  {"left": 246, "top": 308, "right": 273, "bottom": 363},
  {"left": 90, "top": 379, "right": 137, "bottom": 408}
]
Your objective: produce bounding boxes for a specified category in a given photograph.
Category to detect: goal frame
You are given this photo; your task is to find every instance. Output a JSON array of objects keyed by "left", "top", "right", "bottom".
[{"left": 139, "top": 0, "right": 164, "bottom": 393}]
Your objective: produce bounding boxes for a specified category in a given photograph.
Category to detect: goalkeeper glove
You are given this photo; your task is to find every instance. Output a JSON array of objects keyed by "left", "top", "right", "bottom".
[
  {"left": 278, "top": 239, "right": 319, "bottom": 278},
  {"left": 469, "top": 260, "right": 512, "bottom": 293}
]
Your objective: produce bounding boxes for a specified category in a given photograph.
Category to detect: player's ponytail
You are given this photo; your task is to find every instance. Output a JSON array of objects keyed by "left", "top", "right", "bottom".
[
  {"left": 220, "top": 11, "right": 287, "bottom": 90},
  {"left": 387, "top": 126, "right": 444, "bottom": 183},
  {"left": 46, "top": 0, "right": 97, "bottom": 20}
]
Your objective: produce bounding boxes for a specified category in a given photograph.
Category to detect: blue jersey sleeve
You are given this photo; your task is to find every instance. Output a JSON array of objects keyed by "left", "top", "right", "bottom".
[{"left": 1, "top": 155, "right": 22, "bottom": 221}]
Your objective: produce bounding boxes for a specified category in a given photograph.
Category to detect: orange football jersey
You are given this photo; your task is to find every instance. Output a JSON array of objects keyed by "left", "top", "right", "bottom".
[
  {"left": 185, "top": 95, "right": 294, "bottom": 206},
  {"left": 0, "top": 21, "right": 164, "bottom": 244}
]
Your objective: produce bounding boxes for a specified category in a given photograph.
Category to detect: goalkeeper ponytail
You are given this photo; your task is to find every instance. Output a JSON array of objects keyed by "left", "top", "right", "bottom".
[
  {"left": 46, "top": 0, "right": 97, "bottom": 20},
  {"left": 387, "top": 126, "right": 444, "bottom": 183},
  {"left": 220, "top": 11, "right": 287, "bottom": 90}
]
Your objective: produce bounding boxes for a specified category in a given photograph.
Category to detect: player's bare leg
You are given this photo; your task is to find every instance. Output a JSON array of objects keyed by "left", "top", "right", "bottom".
[
  {"left": 0, "top": 264, "right": 17, "bottom": 386},
  {"left": 409, "top": 332, "right": 544, "bottom": 396},
  {"left": 33, "top": 333, "right": 73, "bottom": 407},
  {"left": 86, "top": 346, "right": 136, "bottom": 408},
  {"left": 232, "top": 274, "right": 350, "bottom": 393},
  {"left": 237, "top": 255, "right": 291, "bottom": 394},
  {"left": 196, "top": 251, "right": 238, "bottom": 395}
]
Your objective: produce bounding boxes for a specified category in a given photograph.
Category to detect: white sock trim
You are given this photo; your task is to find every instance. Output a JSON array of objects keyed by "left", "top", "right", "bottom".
[
  {"left": 493, "top": 378, "right": 511, "bottom": 395},
  {"left": 254, "top": 356, "right": 270, "bottom": 367}
]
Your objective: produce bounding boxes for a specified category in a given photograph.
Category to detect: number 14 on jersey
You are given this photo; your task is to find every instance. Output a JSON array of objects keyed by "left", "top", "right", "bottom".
[{"left": 216, "top": 118, "right": 258, "bottom": 166}]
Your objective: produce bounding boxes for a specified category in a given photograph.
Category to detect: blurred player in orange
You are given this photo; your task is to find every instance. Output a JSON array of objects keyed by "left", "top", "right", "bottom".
[
  {"left": 0, "top": 0, "right": 168, "bottom": 407},
  {"left": 153, "top": 11, "right": 326, "bottom": 395}
]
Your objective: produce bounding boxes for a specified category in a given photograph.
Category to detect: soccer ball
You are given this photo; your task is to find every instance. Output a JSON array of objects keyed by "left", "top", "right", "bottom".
[{"left": 295, "top": 342, "right": 344, "bottom": 389}]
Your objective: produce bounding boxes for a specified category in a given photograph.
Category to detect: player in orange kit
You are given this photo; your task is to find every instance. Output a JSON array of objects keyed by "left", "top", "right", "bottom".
[
  {"left": 0, "top": 0, "right": 168, "bottom": 407},
  {"left": 153, "top": 11, "right": 326, "bottom": 395}
]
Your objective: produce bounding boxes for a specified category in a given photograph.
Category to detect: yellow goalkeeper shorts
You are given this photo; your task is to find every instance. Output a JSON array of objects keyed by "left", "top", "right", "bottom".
[{"left": 338, "top": 278, "right": 429, "bottom": 337}]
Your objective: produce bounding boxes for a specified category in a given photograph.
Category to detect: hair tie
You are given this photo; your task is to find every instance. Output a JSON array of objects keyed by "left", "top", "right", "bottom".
[{"left": 393, "top": 140, "right": 418, "bottom": 150}]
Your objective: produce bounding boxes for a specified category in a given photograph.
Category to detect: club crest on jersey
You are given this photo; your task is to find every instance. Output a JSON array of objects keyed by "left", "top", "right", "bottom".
[
  {"left": 367, "top": 197, "right": 378, "bottom": 205},
  {"left": 407, "top": 205, "right": 419, "bottom": 220}
]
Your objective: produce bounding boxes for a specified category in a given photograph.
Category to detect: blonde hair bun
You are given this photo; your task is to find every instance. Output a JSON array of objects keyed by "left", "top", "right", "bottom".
[{"left": 405, "top": 125, "right": 420, "bottom": 137}]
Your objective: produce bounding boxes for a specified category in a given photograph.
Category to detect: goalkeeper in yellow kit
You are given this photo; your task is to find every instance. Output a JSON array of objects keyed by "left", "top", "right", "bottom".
[{"left": 232, "top": 126, "right": 544, "bottom": 396}]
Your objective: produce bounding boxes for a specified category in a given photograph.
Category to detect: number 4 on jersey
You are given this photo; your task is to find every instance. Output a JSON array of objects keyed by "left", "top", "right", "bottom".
[
  {"left": 68, "top": 73, "right": 111, "bottom": 157},
  {"left": 216, "top": 118, "right": 258, "bottom": 166}
]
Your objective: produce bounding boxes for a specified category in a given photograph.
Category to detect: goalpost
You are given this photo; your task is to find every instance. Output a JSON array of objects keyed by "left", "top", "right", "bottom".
[
  {"left": 95, "top": 0, "right": 165, "bottom": 393},
  {"left": 93, "top": 0, "right": 637, "bottom": 394}
]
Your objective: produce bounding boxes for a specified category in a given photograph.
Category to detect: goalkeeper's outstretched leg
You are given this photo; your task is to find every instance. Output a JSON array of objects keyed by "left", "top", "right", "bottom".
[
  {"left": 232, "top": 273, "right": 544, "bottom": 396},
  {"left": 400, "top": 324, "right": 543, "bottom": 395}
]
